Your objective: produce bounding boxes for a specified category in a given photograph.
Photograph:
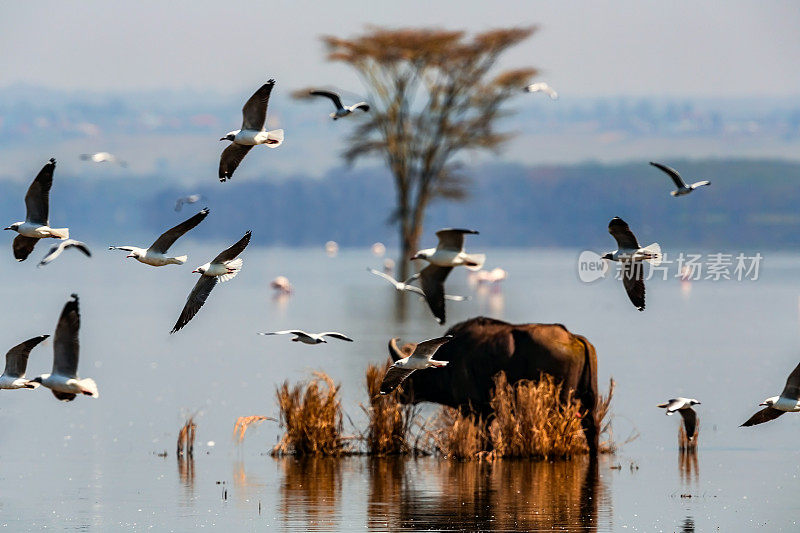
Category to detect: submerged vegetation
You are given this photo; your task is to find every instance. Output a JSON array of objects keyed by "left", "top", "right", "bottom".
[
  {"left": 270, "top": 368, "right": 619, "bottom": 460},
  {"left": 177, "top": 416, "right": 197, "bottom": 457}
]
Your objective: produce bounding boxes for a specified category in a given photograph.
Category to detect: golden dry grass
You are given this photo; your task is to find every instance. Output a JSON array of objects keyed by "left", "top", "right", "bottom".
[
  {"left": 429, "top": 407, "right": 489, "bottom": 459},
  {"left": 272, "top": 372, "right": 346, "bottom": 456},
  {"left": 361, "top": 359, "right": 423, "bottom": 455},
  {"left": 233, "top": 415, "right": 275, "bottom": 444},
  {"left": 596, "top": 378, "right": 620, "bottom": 454},
  {"left": 430, "top": 372, "right": 615, "bottom": 460},
  {"left": 177, "top": 416, "right": 196, "bottom": 457},
  {"left": 488, "top": 373, "right": 588, "bottom": 459}
]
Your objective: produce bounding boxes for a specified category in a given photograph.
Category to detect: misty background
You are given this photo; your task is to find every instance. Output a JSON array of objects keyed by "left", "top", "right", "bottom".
[{"left": 1, "top": 1, "right": 799, "bottom": 250}]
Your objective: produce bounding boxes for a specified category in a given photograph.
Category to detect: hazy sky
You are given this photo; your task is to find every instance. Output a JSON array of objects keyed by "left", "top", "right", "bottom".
[{"left": 2, "top": 1, "right": 800, "bottom": 98}]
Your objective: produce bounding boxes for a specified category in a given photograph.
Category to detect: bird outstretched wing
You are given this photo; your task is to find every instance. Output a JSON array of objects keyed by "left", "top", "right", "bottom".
[{"left": 242, "top": 80, "right": 275, "bottom": 131}]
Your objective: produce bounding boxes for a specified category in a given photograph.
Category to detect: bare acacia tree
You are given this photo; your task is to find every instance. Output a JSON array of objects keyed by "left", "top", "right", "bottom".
[{"left": 322, "top": 27, "right": 538, "bottom": 280}]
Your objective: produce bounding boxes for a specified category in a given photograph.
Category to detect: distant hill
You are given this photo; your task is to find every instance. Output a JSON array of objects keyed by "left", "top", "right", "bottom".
[
  {"left": 1, "top": 159, "right": 798, "bottom": 251},
  {"left": 1, "top": 85, "right": 800, "bottom": 181}
]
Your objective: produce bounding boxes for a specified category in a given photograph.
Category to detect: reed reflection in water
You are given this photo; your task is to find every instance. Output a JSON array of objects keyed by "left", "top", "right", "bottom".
[
  {"left": 274, "top": 455, "right": 609, "bottom": 531},
  {"left": 279, "top": 457, "right": 343, "bottom": 530},
  {"left": 177, "top": 454, "right": 195, "bottom": 507},
  {"left": 678, "top": 449, "right": 699, "bottom": 487},
  {"left": 366, "top": 457, "right": 609, "bottom": 531}
]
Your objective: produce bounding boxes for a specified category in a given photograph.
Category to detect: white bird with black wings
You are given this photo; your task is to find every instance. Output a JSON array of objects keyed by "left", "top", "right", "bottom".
[
  {"left": 658, "top": 397, "right": 701, "bottom": 440},
  {"left": 0, "top": 335, "right": 49, "bottom": 390},
  {"left": 171, "top": 231, "right": 251, "bottom": 333},
  {"left": 650, "top": 162, "right": 711, "bottom": 197},
  {"left": 367, "top": 268, "right": 469, "bottom": 302},
  {"left": 30, "top": 294, "right": 99, "bottom": 401},
  {"left": 309, "top": 90, "right": 370, "bottom": 119},
  {"left": 219, "top": 79, "right": 284, "bottom": 182},
  {"left": 410, "top": 228, "right": 485, "bottom": 324},
  {"left": 109, "top": 208, "right": 209, "bottom": 266},
  {"left": 38, "top": 239, "right": 91, "bottom": 267},
  {"left": 741, "top": 361, "right": 800, "bottom": 427},
  {"left": 258, "top": 330, "right": 354, "bottom": 344},
  {"left": 601, "top": 217, "right": 661, "bottom": 311},
  {"left": 4, "top": 158, "right": 70, "bottom": 261},
  {"left": 380, "top": 336, "right": 452, "bottom": 395}
]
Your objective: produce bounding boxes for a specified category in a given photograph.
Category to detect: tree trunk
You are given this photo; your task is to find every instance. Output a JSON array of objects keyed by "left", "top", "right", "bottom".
[{"left": 397, "top": 225, "right": 416, "bottom": 283}]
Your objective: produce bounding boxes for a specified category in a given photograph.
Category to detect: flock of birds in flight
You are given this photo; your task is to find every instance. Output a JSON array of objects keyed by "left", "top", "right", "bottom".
[{"left": 0, "top": 78, "right": 795, "bottom": 433}]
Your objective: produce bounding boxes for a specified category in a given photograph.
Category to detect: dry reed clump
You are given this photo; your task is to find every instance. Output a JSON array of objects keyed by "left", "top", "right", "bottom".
[
  {"left": 177, "top": 416, "right": 197, "bottom": 457},
  {"left": 233, "top": 415, "right": 276, "bottom": 444},
  {"left": 272, "top": 372, "right": 346, "bottom": 456},
  {"left": 596, "top": 378, "right": 621, "bottom": 454},
  {"left": 429, "top": 406, "right": 489, "bottom": 459},
  {"left": 362, "top": 359, "right": 425, "bottom": 455},
  {"left": 430, "top": 372, "right": 600, "bottom": 460},
  {"left": 488, "top": 373, "right": 588, "bottom": 459}
]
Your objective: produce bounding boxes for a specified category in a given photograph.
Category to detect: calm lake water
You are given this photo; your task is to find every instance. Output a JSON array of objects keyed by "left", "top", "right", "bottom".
[{"left": 1, "top": 245, "right": 799, "bottom": 531}]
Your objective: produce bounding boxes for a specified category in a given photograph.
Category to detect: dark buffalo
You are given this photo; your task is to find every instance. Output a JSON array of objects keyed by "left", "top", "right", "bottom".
[{"left": 389, "top": 316, "right": 600, "bottom": 453}]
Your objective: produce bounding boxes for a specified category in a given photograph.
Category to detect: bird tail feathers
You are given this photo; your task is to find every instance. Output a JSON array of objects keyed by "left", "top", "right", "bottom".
[
  {"left": 218, "top": 257, "right": 243, "bottom": 283},
  {"left": 429, "top": 359, "right": 448, "bottom": 368},
  {"left": 49, "top": 228, "right": 69, "bottom": 240},
  {"left": 173, "top": 255, "right": 188, "bottom": 264},
  {"left": 78, "top": 378, "right": 99, "bottom": 398},
  {"left": 640, "top": 243, "right": 662, "bottom": 266},
  {"left": 463, "top": 253, "right": 486, "bottom": 271},
  {"left": 266, "top": 129, "right": 284, "bottom": 148}
]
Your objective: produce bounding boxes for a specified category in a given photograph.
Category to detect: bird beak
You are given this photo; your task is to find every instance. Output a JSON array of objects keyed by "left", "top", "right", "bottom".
[
  {"left": 3, "top": 226, "right": 11, "bottom": 230},
  {"left": 759, "top": 402, "right": 767, "bottom": 406},
  {"left": 219, "top": 137, "right": 226, "bottom": 141},
  {"left": 126, "top": 254, "right": 134, "bottom": 259},
  {"left": 192, "top": 269, "right": 199, "bottom": 273}
]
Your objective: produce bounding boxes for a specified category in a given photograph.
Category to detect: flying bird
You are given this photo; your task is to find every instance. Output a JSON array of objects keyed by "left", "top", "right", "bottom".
[
  {"left": 109, "top": 208, "right": 209, "bottom": 266},
  {"left": 4, "top": 158, "right": 69, "bottom": 261},
  {"left": 309, "top": 90, "right": 370, "bottom": 119},
  {"left": 410, "top": 228, "right": 485, "bottom": 324},
  {"left": 0, "top": 335, "right": 49, "bottom": 390},
  {"left": 38, "top": 239, "right": 91, "bottom": 267},
  {"left": 30, "top": 294, "right": 99, "bottom": 401},
  {"left": 367, "top": 268, "right": 469, "bottom": 302},
  {"left": 80, "top": 152, "right": 127, "bottom": 167},
  {"left": 741, "top": 361, "right": 800, "bottom": 427},
  {"left": 650, "top": 162, "right": 711, "bottom": 197},
  {"left": 219, "top": 80, "right": 284, "bottom": 182},
  {"left": 601, "top": 217, "right": 661, "bottom": 311},
  {"left": 171, "top": 231, "right": 251, "bottom": 333},
  {"left": 175, "top": 194, "right": 203, "bottom": 212},
  {"left": 658, "top": 397, "right": 701, "bottom": 440},
  {"left": 258, "top": 330, "right": 354, "bottom": 344},
  {"left": 380, "top": 336, "right": 452, "bottom": 395},
  {"left": 524, "top": 82, "right": 558, "bottom": 99}
]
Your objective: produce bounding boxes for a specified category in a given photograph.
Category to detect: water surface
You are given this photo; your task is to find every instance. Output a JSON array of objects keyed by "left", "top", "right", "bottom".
[{"left": 1, "top": 246, "right": 799, "bottom": 530}]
